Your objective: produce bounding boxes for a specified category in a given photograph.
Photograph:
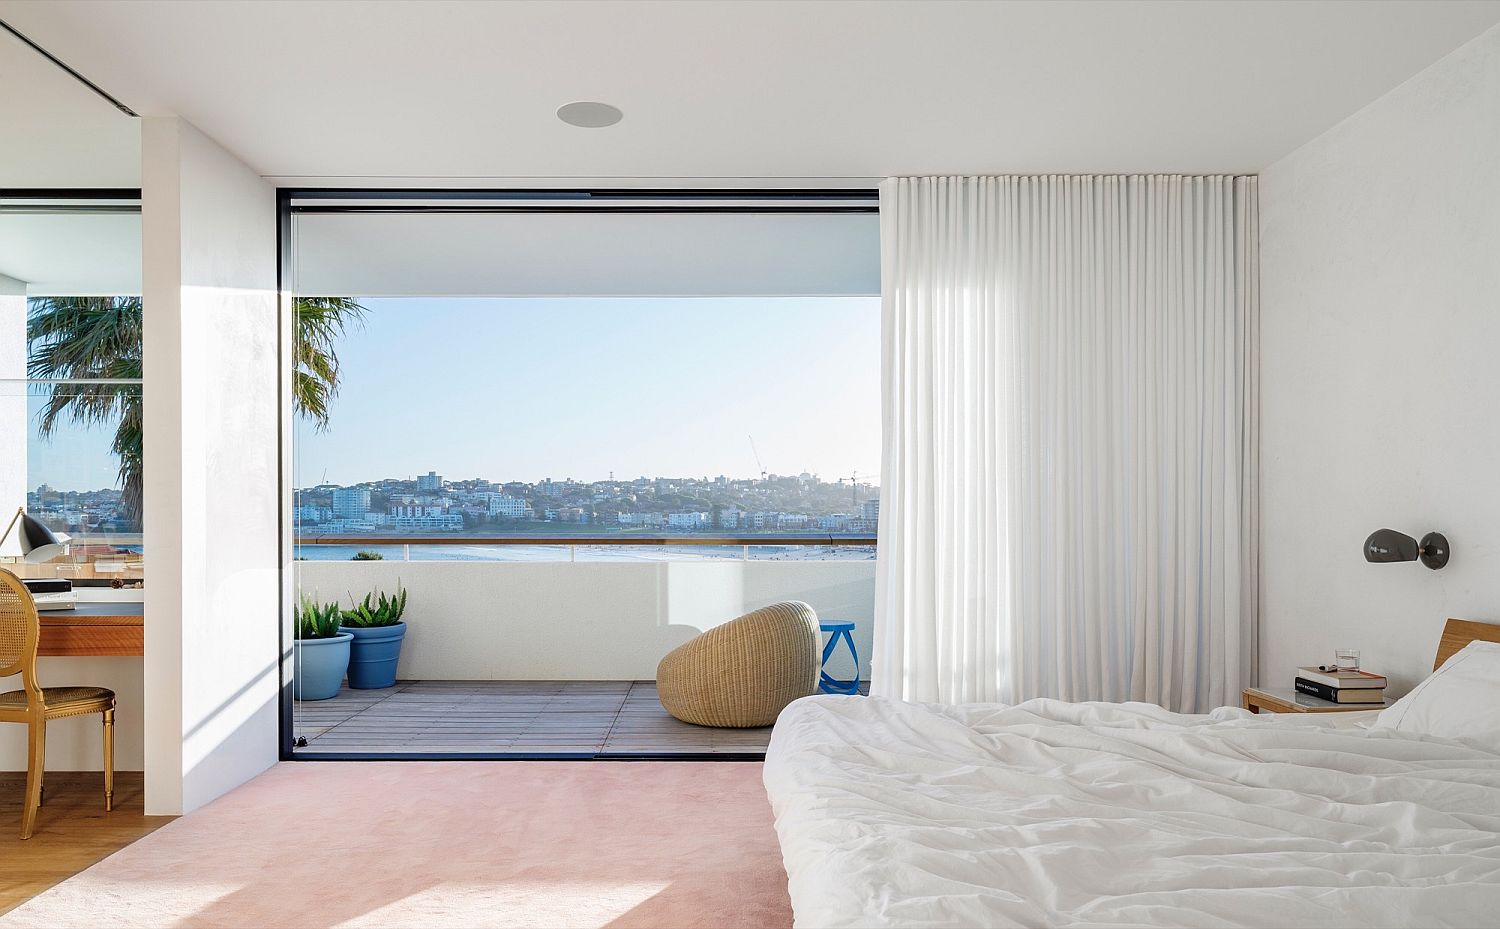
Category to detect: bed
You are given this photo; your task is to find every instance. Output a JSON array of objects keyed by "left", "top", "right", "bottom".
[{"left": 764, "top": 619, "right": 1500, "bottom": 928}]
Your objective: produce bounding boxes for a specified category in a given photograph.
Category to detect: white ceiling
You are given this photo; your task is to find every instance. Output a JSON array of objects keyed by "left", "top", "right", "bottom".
[
  {"left": 0, "top": 25, "right": 138, "bottom": 187},
  {"left": 0, "top": 209, "right": 141, "bottom": 294},
  {"left": 1, "top": 0, "right": 1499, "bottom": 184}
]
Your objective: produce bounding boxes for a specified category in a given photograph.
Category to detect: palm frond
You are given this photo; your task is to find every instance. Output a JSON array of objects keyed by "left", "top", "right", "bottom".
[
  {"left": 27, "top": 298, "right": 145, "bottom": 526},
  {"left": 24, "top": 294, "right": 366, "bottom": 529},
  {"left": 294, "top": 297, "right": 367, "bottom": 432}
]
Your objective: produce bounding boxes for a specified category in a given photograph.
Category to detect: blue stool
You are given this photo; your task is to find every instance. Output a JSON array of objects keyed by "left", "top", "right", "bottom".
[{"left": 818, "top": 621, "right": 861, "bottom": 695}]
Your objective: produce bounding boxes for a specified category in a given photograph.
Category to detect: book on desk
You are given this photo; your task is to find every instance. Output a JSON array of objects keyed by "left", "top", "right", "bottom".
[{"left": 22, "top": 577, "right": 77, "bottom": 610}]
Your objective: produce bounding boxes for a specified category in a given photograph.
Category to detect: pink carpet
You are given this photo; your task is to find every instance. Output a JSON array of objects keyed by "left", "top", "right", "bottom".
[{"left": 0, "top": 762, "right": 794, "bottom": 928}]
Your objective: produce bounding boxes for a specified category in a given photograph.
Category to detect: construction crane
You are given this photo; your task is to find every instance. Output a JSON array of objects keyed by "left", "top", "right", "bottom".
[
  {"left": 748, "top": 436, "right": 767, "bottom": 481},
  {"left": 842, "top": 470, "right": 879, "bottom": 507}
]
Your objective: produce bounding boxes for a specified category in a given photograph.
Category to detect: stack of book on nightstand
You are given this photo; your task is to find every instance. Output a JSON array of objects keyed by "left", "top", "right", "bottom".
[{"left": 1294, "top": 666, "right": 1387, "bottom": 703}]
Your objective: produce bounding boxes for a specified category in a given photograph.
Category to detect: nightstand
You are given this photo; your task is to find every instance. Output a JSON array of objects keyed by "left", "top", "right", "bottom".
[{"left": 1241, "top": 686, "right": 1390, "bottom": 714}]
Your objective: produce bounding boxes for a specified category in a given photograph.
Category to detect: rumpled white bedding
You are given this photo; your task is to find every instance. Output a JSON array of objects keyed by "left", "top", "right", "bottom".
[{"left": 763, "top": 695, "right": 1500, "bottom": 928}]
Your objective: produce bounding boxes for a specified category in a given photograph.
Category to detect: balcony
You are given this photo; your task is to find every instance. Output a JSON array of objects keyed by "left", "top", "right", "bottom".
[
  {"left": 291, "top": 536, "right": 875, "bottom": 756},
  {"left": 296, "top": 680, "right": 782, "bottom": 755}
]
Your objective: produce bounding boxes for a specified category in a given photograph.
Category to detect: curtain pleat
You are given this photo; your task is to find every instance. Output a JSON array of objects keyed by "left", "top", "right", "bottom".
[{"left": 873, "top": 175, "right": 1259, "bottom": 712}]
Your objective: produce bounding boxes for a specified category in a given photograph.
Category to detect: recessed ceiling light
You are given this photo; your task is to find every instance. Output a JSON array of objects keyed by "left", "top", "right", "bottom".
[{"left": 557, "top": 101, "right": 623, "bottom": 129}]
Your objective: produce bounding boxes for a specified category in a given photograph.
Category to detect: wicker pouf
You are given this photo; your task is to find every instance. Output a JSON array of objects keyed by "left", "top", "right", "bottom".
[{"left": 656, "top": 601, "right": 821, "bottom": 728}]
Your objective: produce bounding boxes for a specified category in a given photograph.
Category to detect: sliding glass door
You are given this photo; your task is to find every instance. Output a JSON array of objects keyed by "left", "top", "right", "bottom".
[{"left": 280, "top": 191, "right": 879, "bottom": 758}]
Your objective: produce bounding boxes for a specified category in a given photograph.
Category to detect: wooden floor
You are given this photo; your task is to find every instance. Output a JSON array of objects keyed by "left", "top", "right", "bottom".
[
  {"left": 294, "top": 680, "right": 777, "bottom": 755},
  {"left": 0, "top": 771, "right": 173, "bottom": 916}
]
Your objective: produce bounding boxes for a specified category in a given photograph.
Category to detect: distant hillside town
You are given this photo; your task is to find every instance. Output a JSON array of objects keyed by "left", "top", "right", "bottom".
[
  {"left": 27, "top": 484, "right": 138, "bottom": 535},
  {"left": 295, "top": 471, "right": 880, "bottom": 535}
]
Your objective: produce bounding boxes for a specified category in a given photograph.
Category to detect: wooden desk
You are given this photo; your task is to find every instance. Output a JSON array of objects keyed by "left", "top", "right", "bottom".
[{"left": 38, "top": 602, "right": 144, "bottom": 657}]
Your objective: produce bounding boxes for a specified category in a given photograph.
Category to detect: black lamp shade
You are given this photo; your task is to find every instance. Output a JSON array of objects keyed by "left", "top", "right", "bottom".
[
  {"left": 1365, "top": 528, "right": 1418, "bottom": 563},
  {"left": 1418, "top": 531, "right": 1450, "bottom": 570},
  {"left": 16, "top": 513, "right": 66, "bottom": 563}
]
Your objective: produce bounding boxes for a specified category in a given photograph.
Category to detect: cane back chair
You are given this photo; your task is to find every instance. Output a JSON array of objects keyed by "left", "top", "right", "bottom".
[{"left": 0, "top": 568, "right": 116, "bottom": 839}]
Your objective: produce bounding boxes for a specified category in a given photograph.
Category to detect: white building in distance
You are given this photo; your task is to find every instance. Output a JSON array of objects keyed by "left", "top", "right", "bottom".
[
  {"left": 332, "top": 487, "right": 371, "bottom": 519},
  {"left": 487, "top": 494, "right": 533, "bottom": 519}
]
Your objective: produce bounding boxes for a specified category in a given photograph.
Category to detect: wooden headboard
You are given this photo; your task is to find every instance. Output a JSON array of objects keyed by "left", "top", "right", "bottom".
[{"left": 1434, "top": 618, "right": 1500, "bottom": 671}]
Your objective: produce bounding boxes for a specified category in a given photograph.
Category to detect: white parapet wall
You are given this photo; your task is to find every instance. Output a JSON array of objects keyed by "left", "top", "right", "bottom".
[{"left": 296, "top": 560, "right": 875, "bottom": 683}]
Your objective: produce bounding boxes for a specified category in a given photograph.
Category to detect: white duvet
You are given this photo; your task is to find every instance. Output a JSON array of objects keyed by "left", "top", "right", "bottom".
[{"left": 763, "top": 695, "right": 1500, "bottom": 928}]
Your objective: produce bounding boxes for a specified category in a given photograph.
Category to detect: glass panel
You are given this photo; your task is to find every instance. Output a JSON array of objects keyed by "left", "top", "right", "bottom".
[
  {"left": 290, "top": 295, "right": 881, "bottom": 555},
  {"left": 287, "top": 203, "right": 879, "bottom": 757},
  {"left": 745, "top": 543, "right": 877, "bottom": 562},
  {"left": 0, "top": 380, "right": 144, "bottom": 584},
  {"left": 294, "top": 542, "right": 576, "bottom": 563},
  {"left": 572, "top": 544, "right": 744, "bottom": 563},
  {"left": 2, "top": 290, "right": 143, "bottom": 585}
]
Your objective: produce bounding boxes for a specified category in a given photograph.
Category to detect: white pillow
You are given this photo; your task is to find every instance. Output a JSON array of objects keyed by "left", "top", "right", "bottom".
[{"left": 1373, "top": 640, "right": 1500, "bottom": 746}]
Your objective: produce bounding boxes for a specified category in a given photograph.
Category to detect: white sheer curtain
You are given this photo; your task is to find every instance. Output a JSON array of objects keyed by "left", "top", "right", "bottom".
[{"left": 873, "top": 175, "right": 1258, "bottom": 712}]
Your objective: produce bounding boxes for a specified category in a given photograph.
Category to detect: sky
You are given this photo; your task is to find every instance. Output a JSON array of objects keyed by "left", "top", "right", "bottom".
[
  {"left": 13, "top": 295, "right": 880, "bottom": 494},
  {"left": 19, "top": 386, "right": 130, "bottom": 493},
  {"left": 294, "top": 296, "right": 881, "bottom": 488}
]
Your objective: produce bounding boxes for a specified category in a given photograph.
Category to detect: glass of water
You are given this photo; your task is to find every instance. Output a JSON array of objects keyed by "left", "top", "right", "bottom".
[{"left": 1335, "top": 649, "right": 1361, "bottom": 671}]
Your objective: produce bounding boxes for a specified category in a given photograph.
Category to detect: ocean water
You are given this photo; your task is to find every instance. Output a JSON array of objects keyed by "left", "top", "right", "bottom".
[{"left": 292, "top": 543, "right": 874, "bottom": 563}]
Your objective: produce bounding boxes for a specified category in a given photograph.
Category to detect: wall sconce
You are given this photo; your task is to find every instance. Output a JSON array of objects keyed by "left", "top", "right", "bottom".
[{"left": 1364, "top": 528, "right": 1450, "bottom": 570}]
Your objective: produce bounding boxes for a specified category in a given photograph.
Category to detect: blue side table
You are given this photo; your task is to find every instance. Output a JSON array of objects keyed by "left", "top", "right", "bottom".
[{"left": 818, "top": 621, "right": 861, "bottom": 695}]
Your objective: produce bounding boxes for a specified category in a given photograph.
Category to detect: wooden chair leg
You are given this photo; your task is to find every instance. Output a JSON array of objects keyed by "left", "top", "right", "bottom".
[
  {"left": 103, "top": 708, "right": 116, "bottom": 812},
  {"left": 21, "top": 719, "right": 45, "bottom": 840}
]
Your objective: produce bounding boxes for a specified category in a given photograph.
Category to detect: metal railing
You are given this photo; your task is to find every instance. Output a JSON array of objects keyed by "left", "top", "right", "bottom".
[{"left": 295, "top": 534, "right": 877, "bottom": 563}]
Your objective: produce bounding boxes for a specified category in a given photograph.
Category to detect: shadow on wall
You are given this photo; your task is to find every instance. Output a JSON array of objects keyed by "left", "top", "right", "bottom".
[
  {"left": 179, "top": 682, "right": 279, "bottom": 815},
  {"left": 294, "top": 560, "right": 877, "bottom": 681}
]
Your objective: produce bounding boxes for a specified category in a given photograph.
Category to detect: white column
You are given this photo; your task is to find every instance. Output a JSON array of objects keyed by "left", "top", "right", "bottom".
[
  {"left": 0, "top": 272, "right": 25, "bottom": 557},
  {"left": 142, "top": 117, "right": 279, "bottom": 815}
]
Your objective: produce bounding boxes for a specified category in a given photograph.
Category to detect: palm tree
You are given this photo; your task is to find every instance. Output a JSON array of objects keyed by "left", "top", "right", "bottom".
[
  {"left": 292, "top": 297, "right": 366, "bottom": 431},
  {"left": 26, "top": 297, "right": 144, "bottom": 527},
  {"left": 26, "top": 295, "right": 366, "bottom": 527}
]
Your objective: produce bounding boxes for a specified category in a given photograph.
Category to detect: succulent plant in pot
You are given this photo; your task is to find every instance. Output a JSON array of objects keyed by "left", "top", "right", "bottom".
[
  {"left": 293, "top": 596, "right": 352, "bottom": 701},
  {"left": 339, "top": 584, "right": 408, "bottom": 690}
]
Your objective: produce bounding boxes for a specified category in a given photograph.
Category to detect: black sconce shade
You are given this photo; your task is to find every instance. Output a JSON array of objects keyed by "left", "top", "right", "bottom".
[{"left": 1364, "top": 528, "right": 1449, "bottom": 570}]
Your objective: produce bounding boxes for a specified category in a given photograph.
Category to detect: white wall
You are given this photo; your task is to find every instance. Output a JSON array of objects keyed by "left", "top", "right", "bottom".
[
  {"left": 1260, "top": 24, "right": 1500, "bottom": 696},
  {"left": 0, "top": 658, "right": 143, "bottom": 770},
  {"left": 0, "top": 273, "right": 23, "bottom": 558},
  {"left": 296, "top": 561, "right": 874, "bottom": 683},
  {"left": 142, "top": 117, "right": 280, "bottom": 814}
]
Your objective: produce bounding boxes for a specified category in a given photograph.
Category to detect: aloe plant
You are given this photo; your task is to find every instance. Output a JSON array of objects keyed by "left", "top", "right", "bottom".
[
  {"left": 340, "top": 584, "right": 408, "bottom": 628},
  {"left": 295, "top": 595, "right": 344, "bottom": 640}
]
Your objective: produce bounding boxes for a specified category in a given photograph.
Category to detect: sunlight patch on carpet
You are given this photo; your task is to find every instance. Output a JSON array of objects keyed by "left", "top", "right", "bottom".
[{"left": 336, "top": 881, "right": 672, "bottom": 928}]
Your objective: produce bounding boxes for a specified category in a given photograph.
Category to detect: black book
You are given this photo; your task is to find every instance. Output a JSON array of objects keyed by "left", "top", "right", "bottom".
[
  {"left": 22, "top": 578, "right": 72, "bottom": 595},
  {"left": 1293, "top": 677, "right": 1384, "bottom": 704}
]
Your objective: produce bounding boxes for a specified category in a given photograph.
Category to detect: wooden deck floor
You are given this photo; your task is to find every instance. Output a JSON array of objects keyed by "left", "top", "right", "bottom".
[{"left": 294, "top": 680, "right": 775, "bottom": 755}]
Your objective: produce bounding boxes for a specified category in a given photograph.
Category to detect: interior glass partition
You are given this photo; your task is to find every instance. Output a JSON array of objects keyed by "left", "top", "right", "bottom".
[
  {"left": 282, "top": 191, "right": 879, "bottom": 758},
  {"left": 0, "top": 195, "right": 144, "bottom": 590}
]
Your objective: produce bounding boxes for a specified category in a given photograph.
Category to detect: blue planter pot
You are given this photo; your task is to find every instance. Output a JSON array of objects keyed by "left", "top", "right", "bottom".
[
  {"left": 341, "top": 623, "right": 406, "bottom": 689},
  {"left": 294, "top": 633, "right": 352, "bottom": 701}
]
